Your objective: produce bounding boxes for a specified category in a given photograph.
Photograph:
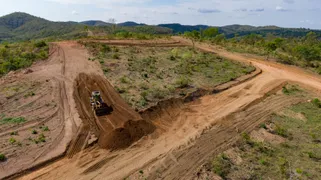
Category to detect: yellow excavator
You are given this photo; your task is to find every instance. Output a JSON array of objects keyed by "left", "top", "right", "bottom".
[{"left": 90, "top": 91, "right": 113, "bottom": 116}]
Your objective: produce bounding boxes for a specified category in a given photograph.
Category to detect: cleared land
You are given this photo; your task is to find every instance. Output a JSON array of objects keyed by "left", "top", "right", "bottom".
[
  {"left": 1, "top": 37, "right": 321, "bottom": 180},
  {"left": 81, "top": 41, "right": 254, "bottom": 110}
]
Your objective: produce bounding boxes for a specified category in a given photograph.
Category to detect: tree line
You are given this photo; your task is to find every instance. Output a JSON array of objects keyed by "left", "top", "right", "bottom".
[{"left": 184, "top": 28, "right": 321, "bottom": 74}]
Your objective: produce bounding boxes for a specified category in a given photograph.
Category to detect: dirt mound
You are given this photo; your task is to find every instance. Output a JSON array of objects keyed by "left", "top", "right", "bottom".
[
  {"left": 99, "top": 120, "right": 155, "bottom": 149},
  {"left": 74, "top": 73, "right": 155, "bottom": 150}
]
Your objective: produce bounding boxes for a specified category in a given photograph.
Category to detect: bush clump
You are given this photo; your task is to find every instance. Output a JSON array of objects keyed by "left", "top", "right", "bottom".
[
  {"left": 0, "top": 154, "right": 6, "bottom": 161},
  {"left": 212, "top": 154, "right": 232, "bottom": 178},
  {"left": 312, "top": 98, "right": 321, "bottom": 108}
]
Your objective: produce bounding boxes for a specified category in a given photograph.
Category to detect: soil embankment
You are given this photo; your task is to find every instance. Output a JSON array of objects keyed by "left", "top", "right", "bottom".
[{"left": 17, "top": 38, "right": 321, "bottom": 180}]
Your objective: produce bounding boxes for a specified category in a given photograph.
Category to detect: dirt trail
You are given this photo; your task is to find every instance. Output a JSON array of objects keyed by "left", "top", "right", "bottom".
[
  {"left": 82, "top": 39, "right": 188, "bottom": 47},
  {"left": 18, "top": 38, "right": 321, "bottom": 180},
  {"left": 0, "top": 42, "right": 103, "bottom": 179},
  {"left": 73, "top": 73, "right": 155, "bottom": 150}
]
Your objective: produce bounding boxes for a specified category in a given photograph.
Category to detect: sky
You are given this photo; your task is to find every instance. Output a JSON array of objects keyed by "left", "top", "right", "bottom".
[{"left": 0, "top": 0, "right": 321, "bottom": 29}]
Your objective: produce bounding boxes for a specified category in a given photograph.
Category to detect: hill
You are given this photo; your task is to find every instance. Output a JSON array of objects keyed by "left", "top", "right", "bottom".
[
  {"left": 159, "top": 23, "right": 321, "bottom": 38},
  {"left": 118, "top": 21, "right": 146, "bottom": 27},
  {"left": 158, "top": 23, "right": 209, "bottom": 34},
  {"left": 0, "top": 12, "right": 86, "bottom": 42},
  {"left": 81, "top": 20, "right": 112, "bottom": 26},
  {"left": 0, "top": 13, "right": 172, "bottom": 42}
]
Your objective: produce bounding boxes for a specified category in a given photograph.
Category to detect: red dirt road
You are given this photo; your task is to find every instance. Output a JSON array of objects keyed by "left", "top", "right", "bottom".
[{"left": 14, "top": 38, "right": 321, "bottom": 180}]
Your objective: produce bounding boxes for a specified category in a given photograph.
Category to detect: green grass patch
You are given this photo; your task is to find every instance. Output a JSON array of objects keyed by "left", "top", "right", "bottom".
[
  {"left": 282, "top": 85, "right": 301, "bottom": 96},
  {"left": 0, "top": 115, "right": 26, "bottom": 125}
]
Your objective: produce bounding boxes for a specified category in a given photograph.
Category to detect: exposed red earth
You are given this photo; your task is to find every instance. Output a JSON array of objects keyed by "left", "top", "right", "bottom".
[{"left": 1, "top": 38, "right": 321, "bottom": 180}]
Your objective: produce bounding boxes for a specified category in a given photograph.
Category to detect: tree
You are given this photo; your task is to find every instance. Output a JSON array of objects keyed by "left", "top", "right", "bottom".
[
  {"left": 294, "top": 45, "right": 320, "bottom": 61},
  {"left": 274, "top": 38, "right": 284, "bottom": 48},
  {"left": 203, "top": 27, "right": 219, "bottom": 38},
  {"left": 305, "top": 32, "right": 318, "bottom": 45},
  {"left": 184, "top": 30, "right": 200, "bottom": 49},
  {"left": 108, "top": 18, "right": 117, "bottom": 34},
  {"left": 242, "top": 34, "right": 264, "bottom": 46},
  {"left": 213, "top": 33, "right": 226, "bottom": 44},
  {"left": 266, "top": 42, "right": 277, "bottom": 60}
]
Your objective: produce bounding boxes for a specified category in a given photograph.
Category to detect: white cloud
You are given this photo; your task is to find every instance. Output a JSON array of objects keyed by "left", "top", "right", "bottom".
[
  {"left": 276, "top": 6, "right": 289, "bottom": 12},
  {"left": 71, "top": 10, "right": 78, "bottom": 15}
]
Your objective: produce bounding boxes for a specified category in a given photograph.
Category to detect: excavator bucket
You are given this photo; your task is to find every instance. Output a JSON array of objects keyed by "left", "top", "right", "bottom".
[
  {"left": 94, "top": 103, "right": 113, "bottom": 116},
  {"left": 90, "top": 91, "right": 113, "bottom": 116}
]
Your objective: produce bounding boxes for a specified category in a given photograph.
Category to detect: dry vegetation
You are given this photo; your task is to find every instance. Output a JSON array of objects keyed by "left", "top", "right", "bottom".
[
  {"left": 203, "top": 85, "right": 321, "bottom": 179},
  {"left": 82, "top": 42, "right": 255, "bottom": 110}
]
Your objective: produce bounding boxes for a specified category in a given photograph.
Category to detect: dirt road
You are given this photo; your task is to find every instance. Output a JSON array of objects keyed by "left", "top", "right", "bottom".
[{"left": 16, "top": 38, "right": 321, "bottom": 180}]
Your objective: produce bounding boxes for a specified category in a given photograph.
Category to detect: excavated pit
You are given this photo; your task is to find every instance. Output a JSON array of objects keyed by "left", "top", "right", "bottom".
[{"left": 74, "top": 73, "right": 155, "bottom": 150}]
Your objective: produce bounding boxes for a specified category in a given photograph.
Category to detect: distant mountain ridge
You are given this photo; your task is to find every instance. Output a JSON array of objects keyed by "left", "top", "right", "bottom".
[
  {"left": 118, "top": 21, "right": 147, "bottom": 27},
  {"left": 158, "top": 23, "right": 321, "bottom": 38},
  {"left": 1, "top": 12, "right": 321, "bottom": 42}
]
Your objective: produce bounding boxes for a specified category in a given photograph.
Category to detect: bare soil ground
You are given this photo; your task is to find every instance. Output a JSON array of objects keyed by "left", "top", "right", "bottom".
[{"left": 2, "top": 37, "right": 321, "bottom": 180}]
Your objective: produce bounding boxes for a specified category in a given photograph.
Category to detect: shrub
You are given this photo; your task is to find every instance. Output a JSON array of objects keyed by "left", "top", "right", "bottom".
[
  {"left": 0, "top": 154, "right": 6, "bottom": 161},
  {"left": 38, "top": 134, "right": 46, "bottom": 143},
  {"left": 24, "top": 91, "right": 35, "bottom": 98},
  {"left": 296, "top": 168, "right": 303, "bottom": 174},
  {"left": 278, "top": 157, "right": 289, "bottom": 177},
  {"left": 10, "top": 131, "right": 18, "bottom": 136},
  {"left": 140, "top": 91, "right": 148, "bottom": 99},
  {"left": 312, "top": 98, "right": 321, "bottom": 108},
  {"left": 112, "top": 54, "right": 120, "bottom": 59},
  {"left": 32, "top": 129, "right": 38, "bottom": 134},
  {"left": 138, "top": 98, "right": 148, "bottom": 107},
  {"left": 212, "top": 154, "right": 232, "bottom": 178},
  {"left": 103, "top": 67, "right": 109, "bottom": 74},
  {"left": 260, "top": 123, "right": 267, "bottom": 129},
  {"left": 259, "top": 159, "right": 268, "bottom": 165},
  {"left": 275, "top": 125, "right": 288, "bottom": 138},
  {"left": 307, "top": 152, "right": 321, "bottom": 160},
  {"left": 101, "top": 44, "right": 111, "bottom": 53},
  {"left": 175, "top": 76, "right": 190, "bottom": 88},
  {"left": 150, "top": 89, "right": 167, "bottom": 99},
  {"left": 120, "top": 76, "right": 129, "bottom": 84},
  {"left": 43, "top": 126, "right": 49, "bottom": 131},
  {"left": 282, "top": 87, "right": 290, "bottom": 95},
  {"left": 34, "top": 41, "right": 47, "bottom": 48},
  {"left": 241, "top": 132, "right": 255, "bottom": 146},
  {"left": 9, "top": 137, "right": 16, "bottom": 144},
  {"left": 139, "top": 83, "right": 149, "bottom": 90}
]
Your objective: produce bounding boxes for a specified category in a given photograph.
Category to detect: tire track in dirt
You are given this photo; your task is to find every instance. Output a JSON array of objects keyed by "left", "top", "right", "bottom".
[
  {"left": 73, "top": 73, "right": 156, "bottom": 151},
  {"left": 17, "top": 39, "right": 321, "bottom": 180},
  {"left": 145, "top": 93, "right": 303, "bottom": 179}
]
